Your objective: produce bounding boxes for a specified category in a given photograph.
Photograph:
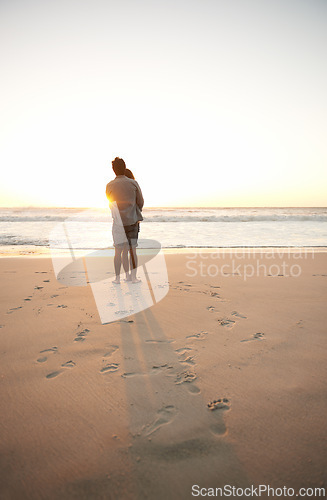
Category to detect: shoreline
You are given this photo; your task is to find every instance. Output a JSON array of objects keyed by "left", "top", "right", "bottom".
[{"left": 1, "top": 245, "right": 327, "bottom": 258}]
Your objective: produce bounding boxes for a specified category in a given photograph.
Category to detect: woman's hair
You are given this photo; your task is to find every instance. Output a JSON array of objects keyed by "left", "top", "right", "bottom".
[
  {"left": 112, "top": 157, "right": 126, "bottom": 176},
  {"left": 125, "top": 168, "right": 135, "bottom": 180}
]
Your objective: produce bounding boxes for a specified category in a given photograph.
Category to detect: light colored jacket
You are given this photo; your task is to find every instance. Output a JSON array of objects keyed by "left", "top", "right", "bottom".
[{"left": 106, "top": 175, "right": 144, "bottom": 226}]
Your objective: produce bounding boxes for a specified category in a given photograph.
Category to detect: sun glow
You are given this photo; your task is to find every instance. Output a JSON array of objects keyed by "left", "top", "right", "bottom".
[{"left": 1, "top": 0, "right": 326, "bottom": 208}]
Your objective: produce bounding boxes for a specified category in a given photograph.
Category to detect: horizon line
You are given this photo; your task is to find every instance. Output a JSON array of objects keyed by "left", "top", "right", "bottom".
[{"left": 0, "top": 205, "right": 326, "bottom": 210}]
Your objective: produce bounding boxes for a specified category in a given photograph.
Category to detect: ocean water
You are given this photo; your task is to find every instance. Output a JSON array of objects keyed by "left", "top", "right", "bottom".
[{"left": 0, "top": 207, "right": 327, "bottom": 255}]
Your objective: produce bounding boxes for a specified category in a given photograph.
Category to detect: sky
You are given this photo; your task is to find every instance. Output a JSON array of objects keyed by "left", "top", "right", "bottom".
[{"left": 0, "top": 0, "right": 326, "bottom": 208}]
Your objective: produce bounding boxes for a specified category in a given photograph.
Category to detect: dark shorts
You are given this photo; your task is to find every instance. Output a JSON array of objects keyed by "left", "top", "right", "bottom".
[{"left": 122, "top": 222, "right": 139, "bottom": 248}]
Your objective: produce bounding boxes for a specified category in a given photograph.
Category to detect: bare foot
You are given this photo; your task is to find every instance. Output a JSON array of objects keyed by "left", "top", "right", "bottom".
[
  {"left": 125, "top": 274, "right": 132, "bottom": 282},
  {"left": 132, "top": 278, "right": 142, "bottom": 284},
  {"left": 112, "top": 278, "right": 121, "bottom": 284}
]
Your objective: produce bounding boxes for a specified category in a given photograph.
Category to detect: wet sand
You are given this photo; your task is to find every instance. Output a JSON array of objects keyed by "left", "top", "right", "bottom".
[{"left": 0, "top": 251, "right": 326, "bottom": 499}]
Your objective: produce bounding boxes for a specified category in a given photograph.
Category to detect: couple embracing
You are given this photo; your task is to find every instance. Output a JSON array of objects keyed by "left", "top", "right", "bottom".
[{"left": 106, "top": 157, "right": 144, "bottom": 284}]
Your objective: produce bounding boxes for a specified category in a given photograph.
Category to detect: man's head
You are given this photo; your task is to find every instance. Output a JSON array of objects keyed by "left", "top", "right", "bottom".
[{"left": 112, "top": 157, "right": 126, "bottom": 176}]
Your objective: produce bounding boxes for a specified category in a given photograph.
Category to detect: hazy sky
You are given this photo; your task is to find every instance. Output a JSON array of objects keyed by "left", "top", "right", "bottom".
[{"left": 1, "top": 0, "right": 326, "bottom": 207}]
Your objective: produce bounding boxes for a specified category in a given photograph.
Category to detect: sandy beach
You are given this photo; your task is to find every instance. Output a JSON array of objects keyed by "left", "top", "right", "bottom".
[{"left": 0, "top": 250, "right": 326, "bottom": 499}]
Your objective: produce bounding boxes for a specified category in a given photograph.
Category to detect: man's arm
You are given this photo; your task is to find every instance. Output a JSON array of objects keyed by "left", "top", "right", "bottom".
[{"left": 135, "top": 181, "right": 144, "bottom": 210}]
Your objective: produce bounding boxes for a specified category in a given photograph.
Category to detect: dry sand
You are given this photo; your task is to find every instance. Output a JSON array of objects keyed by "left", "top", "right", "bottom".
[{"left": 0, "top": 250, "right": 326, "bottom": 499}]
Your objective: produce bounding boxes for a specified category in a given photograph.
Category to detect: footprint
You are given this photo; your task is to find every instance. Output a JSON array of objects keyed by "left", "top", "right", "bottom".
[
  {"left": 57, "top": 304, "right": 67, "bottom": 308},
  {"left": 61, "top": 360, "right": 76, "bottom": 368},
  {"left": 175, "top": 348, "right": 195, "bottom": 365},
  {"left": 46, "top": 370, "right": 63, "bottom": 379},
  {"left": 175, "top": 371, "right": 201, "bottom": 394},
  {"left": 210, "top": 421, "right": 227, "bottom": 435},
  {"left": 7, "top": 306, "right": 23, "bottom": 314},
  {"left": 145, "top": 339, "right": 175, "bottom": 344},
  {"left": 37, "top": 356, "right": 47, "bottom": 363},
  {"left": 121, "top": 372, "right": 138, "bottom": 378},
  {"left": 208, "top": 398, "right": 231, "bottom": 435},
  {"left": 217, "top": 318, "right": 235, "bottom": 328},
  {"left": 151, "top": 363, "right": 168, "bottom": 371},
  {"left": 181, "top": 356, "right": 195, "bottom": 365},
  {"left": 231, "top": 311, "right": 247, "bottom": 319},
  {"left": 43, "top": 280, "right": 50, "bottom": 282},
  {"left": 207, "top": 306, "right": 216, "bottom": 312},
  {"left": 24, "top": 298, "right": 32, "bottom": 301},
  {"left": 74, "top": 328, "right": 89, "bottom": 342},
  {"left": 186, "top": 331, "right": 208, "bottom": 341},
  {"left": 37, "top": 346, "right": 58, "bottom": 362},
  {"left": 143, "top": 405, "right": 177, "bottom": 436},
  {"left": 104, "top": 345, "right": 119, "bottom": 357},
  {"left": 253, "top": 332, "right": 264, "bottom": 339},
  {"left": 240, "top": 332, "right": 265, "bottom": 342},
  {"left": 175, "top": 371, "right": 197, "bottom": 384},
  {"left": 50, "top": 294, "right": 59, "bottom": 298},
  {"left": 45, "top": 361, "right": 75, "bottom": 379},
  {"left": 74, "top": 336, "right": 85, "bottom": 342},
  {"left": 186, "top": 384, "right": 201, "bottom": 394},
  {"left": 40, "top": 347, "right": 58, "bottom": 354},
  {"left": 34, "top": 286, "right": 44, "bottom": 290},
  {"left": 100, "top": 363, "right": 119, "bottom": 373},
  {"left": 207, "top": 398, "right": 230, "bottom": 411}
]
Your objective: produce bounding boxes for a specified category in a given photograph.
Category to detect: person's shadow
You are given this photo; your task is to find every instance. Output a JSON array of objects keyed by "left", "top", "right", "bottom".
[
  {"left": 118, "top": 307, "right": 249, "bottom": 499},
  {"left": 54, "top": 241, "right": 249, "bottom": 498}
]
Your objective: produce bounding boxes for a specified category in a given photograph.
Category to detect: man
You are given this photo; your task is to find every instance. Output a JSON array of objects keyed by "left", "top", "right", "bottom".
[{"left": 106, "top": 157, "right": 144, "bottom": 284}]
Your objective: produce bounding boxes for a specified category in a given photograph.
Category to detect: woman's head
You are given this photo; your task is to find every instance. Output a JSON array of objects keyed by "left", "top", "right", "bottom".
[
  {"left": 125, "top": 168, "right": 135, "bottom": 180},
  {"left": 112, "top": 157, "right": 126, "bottom": 176}
]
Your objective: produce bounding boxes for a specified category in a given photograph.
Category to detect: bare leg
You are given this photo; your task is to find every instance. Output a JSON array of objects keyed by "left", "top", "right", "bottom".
[
  {"left": 113, "top": 248, "right": 123, "bottom": 283},
  {"left": 122, "top": 247, "right": 131, "bottom": 280},
  {"left": 129, "top": 245, "right": 141, "bottom": 283}
]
